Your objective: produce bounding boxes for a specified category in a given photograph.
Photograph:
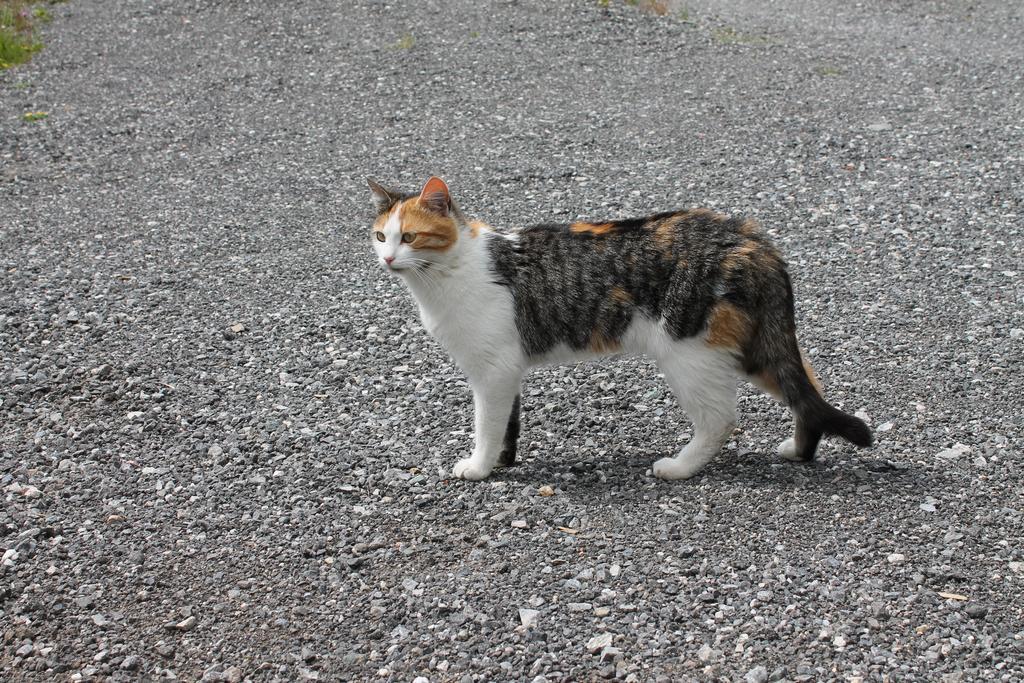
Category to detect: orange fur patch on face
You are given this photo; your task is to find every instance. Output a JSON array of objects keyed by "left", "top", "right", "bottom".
[
  {"left": 739, "top": 218, "right": 760, "bottom": 236},
  {"left": 610, "top": 286, "right": 632, "bottom": 305},
  {"left": 570, "top": 222, "right": 615, "bottom": 235},
  {"left": 588, "top": 329, "right": 621, "bottom": 354},
  {"left": 399, "top": 200, "right": 458, "bottom": 251},
  {"left": 705, "top": 301, "right": 751, "bottom": 350}
]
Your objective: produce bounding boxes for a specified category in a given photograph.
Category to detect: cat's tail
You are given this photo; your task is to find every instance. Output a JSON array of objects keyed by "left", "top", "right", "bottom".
[
  {"left": 772, "top": 354, "right": 873, "bottom": 460},
  {"left": 740, "top": 265, "right": 872, "bottom": 460}
]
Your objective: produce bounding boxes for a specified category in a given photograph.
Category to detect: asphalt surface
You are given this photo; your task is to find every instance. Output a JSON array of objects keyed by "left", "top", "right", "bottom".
[{"left": 2, "top": 0, "right": 1023, "bottom": 681}]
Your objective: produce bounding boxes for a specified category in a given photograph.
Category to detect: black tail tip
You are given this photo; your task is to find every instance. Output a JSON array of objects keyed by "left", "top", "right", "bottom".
[{"left": 832, "top": 412, "right": 873, "bottom": 448}]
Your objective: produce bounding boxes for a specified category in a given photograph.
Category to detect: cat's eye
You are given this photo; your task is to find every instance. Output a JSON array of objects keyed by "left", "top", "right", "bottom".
[
  {"left": 401, "top": 232, "right": 416, "bottom": 244},
  {"left": 374, "top": 231, "right": 385, "bottom": 242}
]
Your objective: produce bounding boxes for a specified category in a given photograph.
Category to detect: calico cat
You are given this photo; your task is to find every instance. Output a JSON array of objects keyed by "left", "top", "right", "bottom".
[{"left": 368, "top": 176, "right": 871, "bottom": 481}]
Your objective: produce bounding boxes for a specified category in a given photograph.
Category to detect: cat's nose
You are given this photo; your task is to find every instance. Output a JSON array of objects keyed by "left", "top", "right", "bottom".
[{"left": 384, "top": 256, "right": 395, "bottom": 265}]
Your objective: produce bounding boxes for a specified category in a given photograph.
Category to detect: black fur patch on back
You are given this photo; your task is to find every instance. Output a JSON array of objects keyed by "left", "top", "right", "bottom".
[{"left": 486, "top": 210, "right": 784, "bottom": 359}]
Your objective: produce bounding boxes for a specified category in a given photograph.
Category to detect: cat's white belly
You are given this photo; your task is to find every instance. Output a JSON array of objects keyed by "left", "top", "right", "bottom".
[
  {"left": 621, "top": 315, "right": 680, "bottom": 358},
  {"left": 529, "top": 315, "right": 702, "bottom": 367},
  {"left": 529, "top": 343, "right": 611, "bottom": 367}
]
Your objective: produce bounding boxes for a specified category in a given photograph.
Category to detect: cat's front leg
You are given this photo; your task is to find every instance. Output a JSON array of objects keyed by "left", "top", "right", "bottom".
[{"left": 453, "top": 372, "right": 522, "bottom": 481}]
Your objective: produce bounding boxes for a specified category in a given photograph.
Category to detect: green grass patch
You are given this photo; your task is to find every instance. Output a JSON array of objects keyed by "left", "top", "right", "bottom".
[
  {"left": 711, "top": 26, "right": 774, "bottom": 46},
  {"left": 816, "top": 65, "right": 843, "bottom": 77},
  {"left": 22, "top": 109, "right": 47, "bottom": 121},
  {"left": 0, "top": 0, "right": 59, "bottom": 70},
  {"left": 393, "top": 33, "right": 415, "bottom": 50}
]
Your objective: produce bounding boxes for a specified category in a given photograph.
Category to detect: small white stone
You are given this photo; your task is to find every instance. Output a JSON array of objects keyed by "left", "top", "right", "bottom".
[
  {"left": 175, "top": 616, "right": 196, "bottom": 631},
  {"left": 697, "top": 643, "right": 721, "bottom": 662},
  {"left": 518, "top": 608, "right": 539, "bottom": 628},
  {"left": 887, "top": 553, "right": 906, "bottom": 564},
  {"left": 586, "top": 633, "right": 613, "bottom": 654},
  {"left": 936, "top": 443, "right": 971, "bottom": 460},
  {"left": 745, "top": 666, "right": 769, "bottom": 683}
]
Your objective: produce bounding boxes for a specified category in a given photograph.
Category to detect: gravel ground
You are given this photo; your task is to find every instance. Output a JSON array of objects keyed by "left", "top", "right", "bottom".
[{"left": 2, "top": 0, "right": 1023, "bottom": 680}]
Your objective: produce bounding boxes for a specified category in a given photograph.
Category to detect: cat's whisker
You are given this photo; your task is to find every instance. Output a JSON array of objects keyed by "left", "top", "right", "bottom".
[
  {"left": 406, "top": 260, "right": 444, "bottom": 297},
  {"left": 408, "top": 265, "right": 435, "bottom": 294}
]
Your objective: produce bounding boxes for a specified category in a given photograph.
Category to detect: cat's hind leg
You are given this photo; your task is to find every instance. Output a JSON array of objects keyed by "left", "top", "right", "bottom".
[
  {"left": 748, "top": 354, "right": 822, "bottom": 461},
  {"left": 748, "top": 351, "right": 870, "bottom": 461},
  {"left": 653, "top": 344, "right": 738, "bottom": 480}
]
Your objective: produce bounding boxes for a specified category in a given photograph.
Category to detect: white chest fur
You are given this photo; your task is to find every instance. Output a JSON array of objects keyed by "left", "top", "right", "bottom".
[{"left": 401, "top": 235, "right": 523, "bottom": 380}]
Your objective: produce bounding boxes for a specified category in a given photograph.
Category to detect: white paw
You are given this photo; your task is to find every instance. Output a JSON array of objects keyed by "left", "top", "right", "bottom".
[
  {"left": 453, "top": 458, "right": 492, "bottom": 481},
  {"left": 652, "top": 456, "right": 705, "bottom": 481},
  {"left": 777, "top": 437, "right": 800, "bottom": 461}
]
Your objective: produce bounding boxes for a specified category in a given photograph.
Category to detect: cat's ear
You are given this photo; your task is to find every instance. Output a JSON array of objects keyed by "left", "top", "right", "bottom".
[
  {"left": 367, "top": 178, "right": 401, "bottom": 214},
  {"left": 418, "top": 176, "right": 451, "bottom": 217}
]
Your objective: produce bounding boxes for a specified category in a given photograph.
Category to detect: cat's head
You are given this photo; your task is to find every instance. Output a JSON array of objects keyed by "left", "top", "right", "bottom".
[{"left": 367, "top": 177, "right": 464, "bottom": 273}]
